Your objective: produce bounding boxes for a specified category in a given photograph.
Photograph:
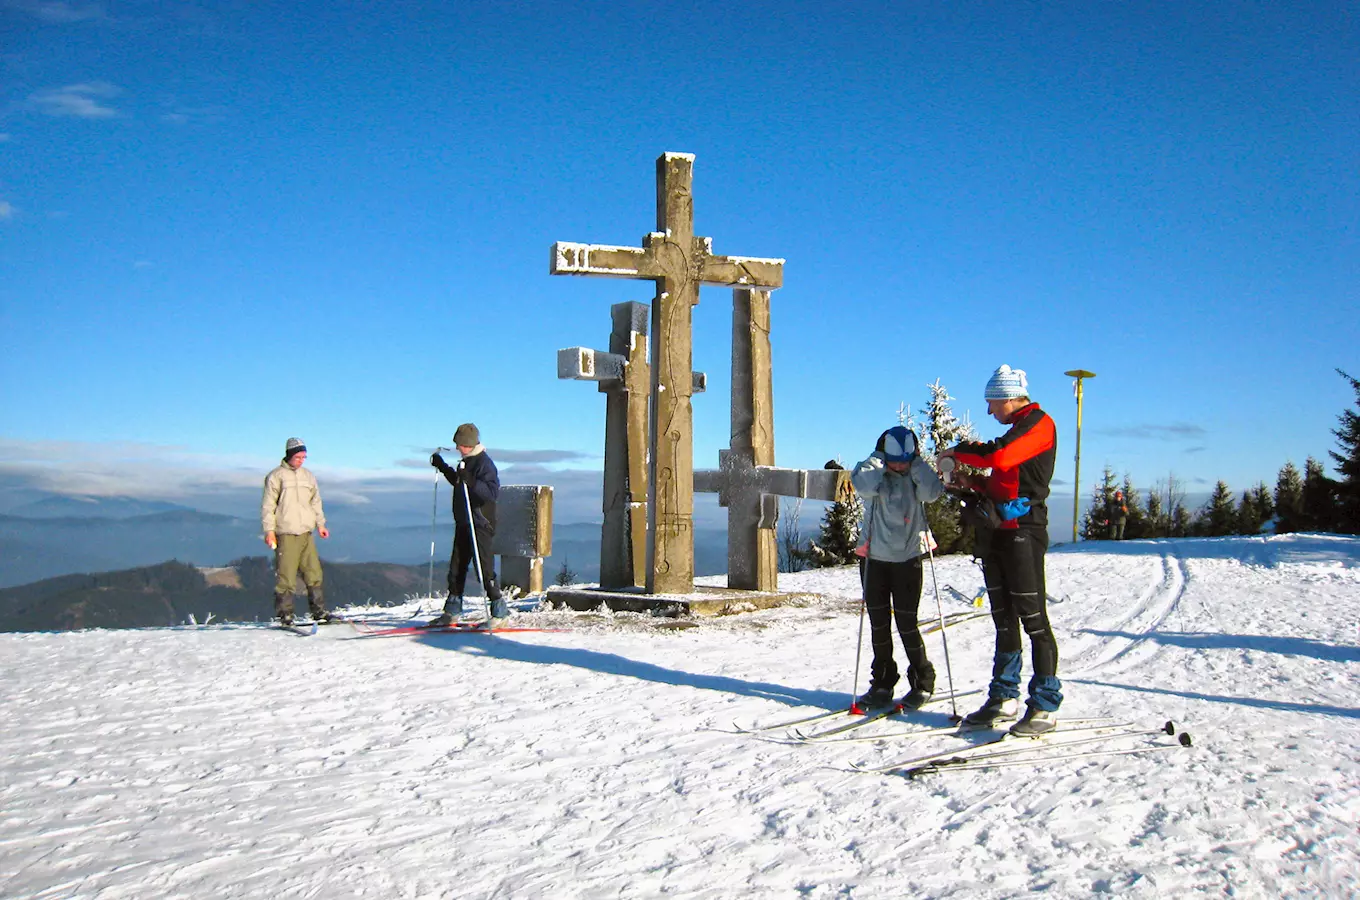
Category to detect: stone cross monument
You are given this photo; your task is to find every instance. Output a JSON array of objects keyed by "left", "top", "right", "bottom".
[
  {"left": 557, "top": 301, "right": 706, "bottom": 590},
  {"left": 551, "top": 153, "right": 783, "bottom": 594}
]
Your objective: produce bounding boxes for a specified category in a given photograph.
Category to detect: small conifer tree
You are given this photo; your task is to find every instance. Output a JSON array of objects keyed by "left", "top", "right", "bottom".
[
  {"left": 1329, "top": 369, "right": 1360, "bottom": 533},
  {"left": 800, "top": 487, "right": 865, "bottom": 568},
  {"left": 1274, "top": 461, "right": 1305, "bottom": 534},
  {"left": 1120, "top": 475, "right": 1148, "bottom": 539},
  {"left": 1197, "top": 481, "right": 1238, "bottom": 536},
  {"left": 1145, "top": 488, "right": 1166, "bottom": 537},
  {"left": 1081, "top": 466, "right": 1120, "bottom": 540},
  {"left": 1302, "top": 456, "right": 1338, "bottom": 533}
]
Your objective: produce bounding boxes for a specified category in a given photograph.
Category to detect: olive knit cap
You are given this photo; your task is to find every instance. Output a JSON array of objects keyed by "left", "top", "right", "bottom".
[{"left": 453, "top": 423, "right": 480, "bottom": 446}]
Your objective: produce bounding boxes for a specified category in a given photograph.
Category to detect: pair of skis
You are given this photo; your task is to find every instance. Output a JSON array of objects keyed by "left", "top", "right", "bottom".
[
  {"left": 733, "top": 687, "right": 983, "bottom": 740},
  {"left": 854, "top": 720, "right": 1193, "bottom": 777},
  {"left": 349, "top": 620, "right": 561, "bottom": 638}
]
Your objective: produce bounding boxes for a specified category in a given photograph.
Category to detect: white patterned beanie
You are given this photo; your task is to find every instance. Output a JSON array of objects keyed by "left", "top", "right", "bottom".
[
  {"left": 284, "top": 437, "right": 307, "bottom": 461},
  {"left": 984, "top": 365, "right": 1029, "bottom": 401}
]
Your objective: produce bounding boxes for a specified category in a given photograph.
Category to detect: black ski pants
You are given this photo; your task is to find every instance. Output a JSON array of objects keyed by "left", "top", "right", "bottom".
[
  {"left": 447, "top": 522, "right": 501, "bottom": 600},
  {"left": 981, "top": 525, "right": 1059, "bottom": 688},
  {"left": 861, "top": 556, "right": 931, "bottom": 692}
]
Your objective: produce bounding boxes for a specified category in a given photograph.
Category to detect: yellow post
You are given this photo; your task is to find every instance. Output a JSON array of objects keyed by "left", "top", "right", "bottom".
[{"left": 1064, "top": 369, "right": 1096, "bottom": 542}]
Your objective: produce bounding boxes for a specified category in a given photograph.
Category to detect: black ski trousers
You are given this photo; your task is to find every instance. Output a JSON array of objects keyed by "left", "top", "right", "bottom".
[
  {"left": 447, "top": 522, "right": 501, "bottom": 600},
  {"left": 981, "top": 525, "right": 1057, "bottom": 677},
  {"left": 861, "top": 556, "right": 930, "bottom": 692}
]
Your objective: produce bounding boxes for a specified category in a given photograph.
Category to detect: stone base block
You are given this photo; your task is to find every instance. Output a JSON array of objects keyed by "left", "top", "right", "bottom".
[{"left": 543, "top": 585, "right": 817, "bottom": 618}]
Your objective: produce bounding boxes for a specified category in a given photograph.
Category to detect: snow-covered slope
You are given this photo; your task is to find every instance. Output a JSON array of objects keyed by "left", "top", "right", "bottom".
[{"left": 2, "top": 534, "right": 1356, "bottom": 898}]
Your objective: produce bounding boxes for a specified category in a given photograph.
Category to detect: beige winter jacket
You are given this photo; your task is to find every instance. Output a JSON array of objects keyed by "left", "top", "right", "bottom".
[{"left": 261, "top": 463, "right": 326, "bottom": 536}]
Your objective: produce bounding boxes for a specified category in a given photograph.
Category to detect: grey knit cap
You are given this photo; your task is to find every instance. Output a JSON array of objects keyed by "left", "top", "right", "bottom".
[
  {"left": 284, "top": 437, "right": 306, "bottom": 460},
  {"left": 453, "top": 423, "right": 480, "bottom": 446}
]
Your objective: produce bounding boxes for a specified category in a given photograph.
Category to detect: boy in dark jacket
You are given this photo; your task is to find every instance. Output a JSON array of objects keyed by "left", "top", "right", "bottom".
[{"left": 429, "top": 423, "right": 507, "bottom": 626}]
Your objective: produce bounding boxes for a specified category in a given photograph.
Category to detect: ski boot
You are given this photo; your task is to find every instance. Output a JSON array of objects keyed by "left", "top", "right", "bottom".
[
  {"left": 898, "top": 663, "right": 936, "bottom": 710},
  {"left": 854, "top": 686, "right": 896, "bottom": 711},
  {"left": 427, "top": 595, "right": 465, "bottom": 628},
  {"left": 961, "top": 696, "right": 1020, "bottom": 726},
  {"left": 1009, "top": 705, "right": 1058, "bottom": 736}
]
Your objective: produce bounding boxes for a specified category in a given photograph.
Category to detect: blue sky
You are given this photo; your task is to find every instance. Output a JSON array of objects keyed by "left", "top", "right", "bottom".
[{"left": 1, "top": 1, "right": 1357, "bottom": 529}]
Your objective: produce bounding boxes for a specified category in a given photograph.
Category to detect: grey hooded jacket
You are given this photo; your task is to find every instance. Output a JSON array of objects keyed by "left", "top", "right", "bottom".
[{"left": 851, "top": 452, "right": 945, "bottom": 563}]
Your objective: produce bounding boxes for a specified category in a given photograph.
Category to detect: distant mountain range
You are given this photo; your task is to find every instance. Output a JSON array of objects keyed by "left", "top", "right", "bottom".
[
  {"left": 0, "top": 557, "right": 429, "bottom": 632},
  {"left": 0, "top": 501, "right": 732, "bottom": 592}
]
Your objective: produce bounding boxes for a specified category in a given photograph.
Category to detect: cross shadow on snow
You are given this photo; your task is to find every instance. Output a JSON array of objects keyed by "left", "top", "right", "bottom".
[
  {"left": 409, "top": 633, "right": 900, "bottom": 715},
  {"left": 1079, "top": 629, "right": 1360, "bottom": 664},
  {"left": 1068, "top": 678, "right": 1360, "bottom": 720}
]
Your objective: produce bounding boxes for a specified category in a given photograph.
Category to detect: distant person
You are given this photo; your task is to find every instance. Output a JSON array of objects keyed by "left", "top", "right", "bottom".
[
  {"left": 261, "top": 437, "right": 333, "bottom": 625},
  {"left": 938, "top": 365, "right": 1060, "bottom": 735},
  {"left": 1109, "top": 490, "right": 1128, "bottom": 540},
  {"left": 850, "top": 426, "right": 946, "bottom": 711},
  {"left": 429, "top": 423, "right": 508, "bottom": 627}
]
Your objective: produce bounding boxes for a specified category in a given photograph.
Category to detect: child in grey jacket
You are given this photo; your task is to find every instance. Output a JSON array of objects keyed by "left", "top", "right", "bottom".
[{"left": 850, "top": 426, "right": 946, "bottom": 710}]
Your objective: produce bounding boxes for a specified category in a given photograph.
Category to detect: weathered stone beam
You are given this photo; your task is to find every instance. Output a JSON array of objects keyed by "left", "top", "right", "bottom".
[{"left": 701, "top": 253, "right": 785, "bottom": 289}]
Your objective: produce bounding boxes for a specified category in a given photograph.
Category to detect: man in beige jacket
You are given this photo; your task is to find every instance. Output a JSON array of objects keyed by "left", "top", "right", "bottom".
[{"left": 261, "top": 437, "right": 332, "bottom": 625}]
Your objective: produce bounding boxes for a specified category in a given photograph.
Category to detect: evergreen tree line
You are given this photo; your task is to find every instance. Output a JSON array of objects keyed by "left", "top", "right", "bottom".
[
  {"left": 1081, "top": 369, "right": 1360, "bottom": 539},
  {"left": 787, "top": 368, "right": 1360, "bottom": 569}
]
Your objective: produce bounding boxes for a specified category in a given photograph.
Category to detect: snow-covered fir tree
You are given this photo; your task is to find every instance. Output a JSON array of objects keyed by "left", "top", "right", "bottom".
[
  {"left": 1329, "top": 369, "right": 1360, "bottom": 533},
  {"left": 797, "top": 483, "right": 865, "bottom": 568},
  {"left": 1274, "top": 461, "right": 1305, "bottom": 534},
  {"left": 919, "top": 379, "right": 979, "bottom": 554}
]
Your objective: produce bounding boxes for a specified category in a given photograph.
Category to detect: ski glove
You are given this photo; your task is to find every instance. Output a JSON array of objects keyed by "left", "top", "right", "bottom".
[
  {"left": 430, "top": 452, "right": 445, "bottom": 468},
  {"left": 998, "top": 497, "right": 1031, "bottom": 521}
]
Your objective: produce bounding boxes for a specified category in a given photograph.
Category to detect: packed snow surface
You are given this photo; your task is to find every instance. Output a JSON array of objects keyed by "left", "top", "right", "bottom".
[{"left": 2, "top": 534, "right": 1357, "bottom": 898}]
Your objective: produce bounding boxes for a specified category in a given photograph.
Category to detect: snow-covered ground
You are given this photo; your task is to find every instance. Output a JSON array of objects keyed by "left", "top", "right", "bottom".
[{"left": 2, "top": 534, "right": 1357, "bottom": 898}]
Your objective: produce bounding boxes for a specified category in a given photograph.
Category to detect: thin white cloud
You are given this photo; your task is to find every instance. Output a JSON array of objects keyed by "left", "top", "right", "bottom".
[
  {"left": 132, "top": 260, "right": 152, "bottom": 269},
  {"left": 0, "top": 201, "right": 13, "bottom": 219},
  {"left": 31, "top": 82, "right": 120, "bottom": 118},
  {"left": 4, "top": 1, "right": 105, "bottom": 23}
]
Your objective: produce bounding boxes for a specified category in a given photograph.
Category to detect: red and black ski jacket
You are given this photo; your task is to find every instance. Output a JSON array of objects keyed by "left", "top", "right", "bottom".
[{"left": 952, "top": 402, "right": 1056, "bottom": 529}]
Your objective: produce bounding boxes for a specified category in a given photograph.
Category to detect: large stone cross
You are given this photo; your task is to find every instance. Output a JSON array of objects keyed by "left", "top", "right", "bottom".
[
  {"left": 557, "top": 301, "right": 706, "bottom": 589},
  {"left": 551, "top": 153, "right": 783, "bottom": 593},
  {"left": 694, "top": 288, "right": 852, "bottom": 591}
]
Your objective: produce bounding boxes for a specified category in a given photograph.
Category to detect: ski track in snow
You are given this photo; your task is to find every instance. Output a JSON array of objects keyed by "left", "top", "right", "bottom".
[{"left": 1, "top": 534, "right": 1357, "bottom": 898}]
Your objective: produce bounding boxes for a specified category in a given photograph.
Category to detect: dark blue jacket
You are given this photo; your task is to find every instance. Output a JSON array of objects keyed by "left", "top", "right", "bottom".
[{"left": 433, "top": 448, "right": 499, "bottom": 533}]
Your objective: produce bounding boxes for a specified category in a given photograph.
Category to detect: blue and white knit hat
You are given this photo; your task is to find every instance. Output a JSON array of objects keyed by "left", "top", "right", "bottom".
[
  {"left": 284, "top": 437, "right": 307, "bottom": 460},
  {"left": 878, "top": 426, "right": 917, "bottom": 463},
  {"left": 984, "top": 365, "right": 1029, "bottom": 401}
]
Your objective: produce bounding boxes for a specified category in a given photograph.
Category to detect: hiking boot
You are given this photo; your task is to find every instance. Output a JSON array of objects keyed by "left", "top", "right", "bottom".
[
  {"left": 273, "top": 592, "right": 295, "bottom": 624},
  {"left": 426, "top": 612, "right": 456, "bottom": 628},
  {"left": 306, "top": 586, "right": 328, "bottom": 621},
  {"left": 854, "top": 686, "right": 896, "bottom": 710},
  {"left": 1009, "top": 706, "right": 1058, "bottom": 736},
  {"left": 277, "top": 611, "right": 295, "bottom": 627},
  {"left": 486, "top": 617, "right": 508, "bottom": 631},
  {"left": 961, "top": 696, "right": 1020, "bottom": 726},
  {"left": 313, "top": 611, "right": 342, "bottom": 625}
]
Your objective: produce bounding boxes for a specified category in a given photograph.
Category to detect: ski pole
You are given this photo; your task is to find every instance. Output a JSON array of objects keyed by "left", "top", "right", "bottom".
[
  {"left": 428, "top": 465, "right": 439, "bottom": 603},
  {"left": 849, "top": 496, "right": 876, "bottom": 714},
  {"left": 461, "top": 470, "right": 486, "bottom": 595},
  {"left": 921, "top": 501, "right": 959, "bottom": 720}
]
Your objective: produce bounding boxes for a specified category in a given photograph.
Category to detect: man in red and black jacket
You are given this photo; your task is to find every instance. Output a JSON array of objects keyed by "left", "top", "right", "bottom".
[{"left": 939, "top": 364, "right": 1061, "bottom": 736}]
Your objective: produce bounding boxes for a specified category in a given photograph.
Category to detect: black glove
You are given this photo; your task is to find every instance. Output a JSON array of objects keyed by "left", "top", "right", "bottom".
[
  {"left": 824, "top": 459, "right": 844, "bottom": 470},
  {"left": 431, "top": 452, "right": 445, "bottom": 469}
]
